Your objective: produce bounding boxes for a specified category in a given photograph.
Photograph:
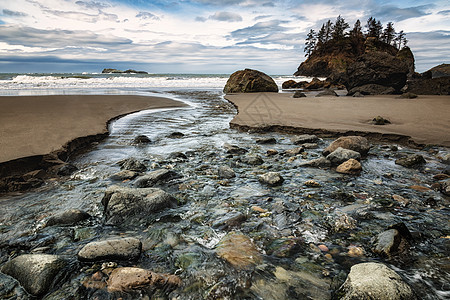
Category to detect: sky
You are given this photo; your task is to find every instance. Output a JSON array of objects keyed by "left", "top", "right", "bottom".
[{"left": 0, "top": 0, "right": 449, "bottom": 74}]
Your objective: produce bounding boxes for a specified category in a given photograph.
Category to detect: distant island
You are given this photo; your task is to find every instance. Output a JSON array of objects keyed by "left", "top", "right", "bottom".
[{"left": 102, "top": 68, "right": 148, "bottom": 74}]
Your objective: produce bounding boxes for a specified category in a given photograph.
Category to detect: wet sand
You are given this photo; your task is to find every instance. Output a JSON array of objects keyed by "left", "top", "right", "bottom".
[
  {"left": 225, "top": 93, "right": 450, "bottom": 147},
  {"left": 0, "top": 95, "right": 186, "bottom": 163}
]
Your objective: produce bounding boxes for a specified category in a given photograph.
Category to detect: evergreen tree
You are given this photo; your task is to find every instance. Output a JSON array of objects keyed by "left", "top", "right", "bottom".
[
  {"left": 382, "top": 22, "right": 395, "bottom": 45},
  {"left": 366, "top": 17, "right": 383, "bottom": 39},
  {"left": 350, "top": 19, "right": 363, "bottom": 38},
  {"left": 332, "top": 15, "right": 349, "bottom": 40},
  {"left": 324, "top": 20, "right": 333, "bottom": 42},
  {"left": 394, "top": 30, "right": 407, "bottom": 49},
  {"left": 304, "top": 29, "right": 317, "bottom": 57},
  {"left": 317, "top": 24, "right": 326, "bottom": 44}
]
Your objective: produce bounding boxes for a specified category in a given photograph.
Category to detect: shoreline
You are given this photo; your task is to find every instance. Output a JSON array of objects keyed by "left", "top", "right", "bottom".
[
  {"left": 0, "top": 95, "right": 187, "bottom": 192},
  {"left": 225, "top": 93, "right": 450, "bottom": 148}
]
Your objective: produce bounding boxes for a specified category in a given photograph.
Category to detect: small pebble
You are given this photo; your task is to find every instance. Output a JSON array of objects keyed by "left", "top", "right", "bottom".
[{"left": 318, "top": 244, "right": 329, "bottom": 252}]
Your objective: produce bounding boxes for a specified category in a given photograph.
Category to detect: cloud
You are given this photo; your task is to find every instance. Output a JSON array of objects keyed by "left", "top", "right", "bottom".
[
  {"left": 195, "top": 16, "right": 207, "bottom": 22},
  {"left": 229, "top": 20, "right": 288, "bottom": 40},
  {"left": 42, "top": 9, "right": 119, "bottom": 23},
  {"left": 75, "top": 1, "right": 110, "bottom": 10},
  {"left": 209, "top": 11, "right": 242, "bottom": 22},
  {"left": 2, "top": 9, "right": 28, "bottom": 17},
  {"left": 437, "top": 10, "right": 450, "bottom": 15},
  {"left": 371, "top": 5, "right": 432, "bottom": 22},
  {"left": 136, "top": 11, "right": 160, "bottom": 21}
]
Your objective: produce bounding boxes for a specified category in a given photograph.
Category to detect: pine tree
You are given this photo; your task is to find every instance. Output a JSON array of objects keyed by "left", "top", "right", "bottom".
[
  {"left": 350, "top": 19, "right": 363, "bottom": 38},
  {"left": 317, "top": 24, "right": 326, "bottom": 44},
  {"left": 324, "top": 20, "right": 333, "bottom": 42},
  {"left": 366, "top": 17, "right": 383, "bottom": 39},
  {"left": 332, "top": 15, "right": 349, "bottom": 40},
  {"left": 394, "top": 30, "right": 407, "bottom": 49},
  {"left": 382, "top": 22, "right": 395, "bottom": 45},
  {"left": 304, "top": 29, "right": 317, "bottom": 57}
]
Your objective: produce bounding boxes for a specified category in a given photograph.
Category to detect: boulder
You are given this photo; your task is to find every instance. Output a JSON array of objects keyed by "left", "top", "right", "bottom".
[
  {"left": 372, "top": 116, "right": 391, "bottom": 125},
  {"left": 342, "top": 51, "right": 409, "bottom": 93},
  {"left": 282, "top": 80, "right": 298, "bottom": 89},
  {"left": 440, "top": 179, "right": 450, "bottom": 196},
  {"left": 406, "top": 77, "right": 450, "bottom": 95},
  {"left": 373, "top": 223, "right": 412, "bottom": 257},
  {"left": 337, "top": 262, "right": 416, "bottom": 300},
  {"left": 348, "top": 84, "right": 395, "bottom": 96},
  {"left": 304, "top": 77, "right": 330, "bottom": 90},
  {"left": 297, "top": 157, "right": 331, "bottom": 168},
  {"left": 326, "top": 147, "right": 361, "bottom": 165},
  {"left": 336, "top": 159, "right": 362, "bottom": 175},
  {"left": 256, "top": 137, "right": 277, "bottom": 144},
  {"left": 395, "top": 154, "right": 426, "bottom": 168},
  {"left": 0, "top": 273, "right": 28, "bottom": 299},
  {"left": 45, "top": 209, "right": 90, "bottom": 227},
  {"left": 78, "top": 237, "right": 142, "bottom": 261},
  {"left": 218, "top": 165, "right": 236, "bottom": 179},
  {"left": 117, "top": 157, "right": 146, "bottom": 172},
  {"left": 132, "top": 135, "right": 151, "bottom": 145},
  {"left": 258, "top": 172, "right": 284, "bottom": 186},
  {"left": 323, "top": 136, "right": 370, "bottom": 156},
  {"left": 1, "top": 254, "right": 68, "bottom": 296},
  {"left": 293, "top": 91, "right": 307, "bottom": 98},
  {"left": 291, "top": 134, "right": 318, "bottom": 145},
  {"left": 216, "top": 233, "right": 262, "bottom": 269},
  {"left": 423, "top": 63, "right": 450, "bottom": 79},
  {"left": 316, "top": 89, "right": 338, "bottom": 97},
  {"left": 101, "top": 186, "right": 177, "bottom": 225},
  {"left": 284, "top": 146, "right": 304, "bottom": 156},
  {"left": 168, "top": 131, "right": 185, "bottom": 138},
  {"left": 107, "top": 267, "right": 181, "bottom": 293},
  {"left": 241, "top": 154, "right": 264, "bottom": 165},
  {"left": 110, "top": 170, "right": 138, "bottom": 181},
  {"left": 223, "top": 69, "right": 278, "bottom": 93},
  {"left": 398, "top": 92, "right": 418, "bottom": 99},
  {"left": 134, "top": 169, "right": 179, "bottom": 188},
  {"left": 352, "top": 92, "right": 364, "bottom": 97},
  {"left": 223, "top": 143, "right": 247, "bottom": 154},
  {"left": 168, "top": 152, "right": 188, "bottom": 160}
]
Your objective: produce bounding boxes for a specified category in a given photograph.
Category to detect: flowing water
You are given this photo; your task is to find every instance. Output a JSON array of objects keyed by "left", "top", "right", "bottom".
[{"left": 0, "top": 74, "right": 449, "bottom": 299}]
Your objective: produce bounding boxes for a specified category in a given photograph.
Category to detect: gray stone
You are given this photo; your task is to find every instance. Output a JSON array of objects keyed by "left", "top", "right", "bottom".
[
  {"left": 110, "top": 170, "right": 138, "bottom": 181},
  {"left": 374, "top": 229, "right": 401, "bottom": 256},
  {"left": 395, "top": 154, "right": 426, "bottom": 168},
  {"left": 134, "top": 169, "right": 178, "bottom": 188},
  {"left": 285, "top": 146, "right": 304, "bottom": 156},
  {"left": 241, "top": 154, "right": 264, "bottom": 165},
  {"left": 132, "top": 135, "right": 151, "bottom": 145},
  {"left": 441, "top": 179, "right": 450, "bottom": 196},
  {"left": 297, "top": 157, "right": 331, "bottom": 168},
  {"left": 101, "top": 186, "right": 177, "bottom": 225},
  {"left": 337, "top": 262, "right": 416, "bottom": 300},
  {"left": 258, "top": 172, "right": 284, "bottom": 186},
  {"left": 223, "top": 69, "right": 278, "bottom": 93},
  {"left": 78, "top": 237, "right": 142, "bottom": 261},
  {"left": 218, "top": 165, "right": 236, "bottom": 179},
  {"left": 168, "top": 152, "right": 187, "bottom": 160},
  {"left": 293, "top": 91, "right": 307, "bottom": 98},
  {"left": 323, "top": 136, "right": 371, "bottom": 156},
  {"left": 256, "top": 137, "right": 277, "bottom": 144},
  {"left": 326, "top": 147, "right": 361, "bottom": 165},
  {"left": 291, "top": 134, "right": 318, "bottom": 145},
  {"left": 442, "top": 153, "right": 450, "bottom": 164},
  {"left": 117, "top": 158, "right": 147, "bottom": 172},
  {"left": 223, "top": 143, "right": 247, "bottom": 154},
  {"left": 1, "top": 254, "right": 68, "bottom": 296},
  {"left": 0, "top": 273, "right": 28, "bottom": 299},
  {"left": 45, "top": 209, "right": 90, "bottom": 227}
]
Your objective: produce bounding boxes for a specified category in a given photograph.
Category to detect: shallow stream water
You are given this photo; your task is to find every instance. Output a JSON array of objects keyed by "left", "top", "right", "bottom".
[{"left": 0, "top": 87, "right": 449, "bottom": 299}]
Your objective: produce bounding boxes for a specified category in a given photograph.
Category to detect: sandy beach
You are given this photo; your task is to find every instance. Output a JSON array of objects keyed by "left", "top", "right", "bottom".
[
  {"left": 225, "top": 93, "right": 450, "bottom": 147},
  {"left": 0, "top": 95, "right": 186, "bottom": 163}
]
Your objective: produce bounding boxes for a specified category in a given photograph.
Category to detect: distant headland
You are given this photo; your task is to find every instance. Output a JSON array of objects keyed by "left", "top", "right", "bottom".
[{"left": 102, "top": 68, "right": 148, "bottom": 74}]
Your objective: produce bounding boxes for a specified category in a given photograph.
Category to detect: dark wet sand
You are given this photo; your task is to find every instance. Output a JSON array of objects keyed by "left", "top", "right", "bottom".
[
  {"left": 225, "top": 93, "right": 450, "bottom": 147},
  {"left": 0, "top": 95, "right": 186, "bottom": 163}
]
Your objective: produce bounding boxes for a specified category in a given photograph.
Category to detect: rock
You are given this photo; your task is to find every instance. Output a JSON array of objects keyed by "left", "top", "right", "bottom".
[
  {"left": 304, "top": 180, "right": 321, "bottom": 187},
  {"left": 267, "top": 237, "right": 303, "bottom": 258},
  {"left": 291, "top": 134, "right": 318, "bottom": 145},
  {"left": 374, "top": 223, "right": 412, "bottom": 257},
  {"left": 424, "top": 63, "right": 450, "bottom": 78},
  {"left": 107, "top": 267, "right": 181, "bottom": 293},
  {"left": 241, "top": 154, "right": 264, "bottom": 165},
  {"left": 304, "top": 77, "right": 330, "bottom": 90},
  {"left": 256, "top": 137, "right": 277, "bottom": 144},
  {"left": 168, "top": 152, "right": 187, "bottom": 160},
  {"left": 293, "top": 91, "right": 307, "bottom": 98},
  {"left": 168, "top": 131, "right": 185, "bottom": 138},
  {"left": 396, "top": 46, "right": 415, "bottom": 78},
  {"left": 258, "top": 172, "right": 284, "bottom": 186},
  {"left": 336, "top": 159, "right": 362, "bottom": 175},
  {"left": 101, "top": 186, "right": 177, "bottom": 225},
  {"left": 56, "top": 163, "right": 78, "bottom": 176},
  {"left": 406, "top": 77, "right": 450, "bottom": 95},
  {"left": 337, "top": 262, "right": 416, "bottom": 300},
  {"left": 398, "top": 92, "right": 418, "bottom": 99},
  {"left": 352, "top": 91, "right": 364, "bottom": 97},
  {"left": 1, "top": 254, "right": 68, "bottom": 296},
  {"left": 266, "top": 149, "right": 279, "bottom": 156},
  {"left": 102, "top": 68, "right": 123, "bottom": 73},
  {"left": 348, "top": 84, "right": 396, "bottom": 96},
  {"left": 285, "top": 146, "right": 304, "bottom": 156},
  {"left": 342, "top": 51, "right": 409, "bottom": 93},
  {"left": 216, "top": 233, "right": 262, "bottom": 269},
  {"left": 282, "top": 80, "right": 297, "bottom": 89},
  {"left": 323, "top": 136, "right": 370, "bottom": 156},
  {"left": 110, "top": 170, "right": 138, "bottom": 181},
  {"left": 395, "top": 154, "right": 426, "bottom": 168},
  {"left": 212, "top": 212, "right": 247, "bottom": 230},
  {"left": 223, "top": 143, "right": 247, "bottom": 154},
  {"left": 223, "top": 68, "right": 278, "bottom": 93},
  {"left": 132, "top": 135, "right": 151, "bottom": 145},
  {"left": 78, "top": 237, "right": 142, "bottom": 261},
  {"left": 123, "top": 69, "right": 148, "bottom": 74},
  {"left": 442, "top": 153, "right": 450, "bottom": 164},
  {"left": 326, "top": 147, "right": 361, "bottom": 165},
  {"left": 441, "top": 179, "right": 450, "bottom": 196},
  {"left": 218, "top": 165, "right": 236, "bottom": 179},
  {"left": 102, "top": 68, "right": 148, "bottom": 74},
  {"left": 297, "top": 157, "right": 331, "bottom": 168},
  {"left": 45, "top": 209, "right": 90, "bottom": 227},
  {"left": 117, "top": 157, "right": 147, "bottom": 172},
  {"left": 0, "top": 273, "right": 28, "bottom": 299},
  {"left": 134, "top": 169, "right": 179, "bottom": 188},
  {"left": 372, "top": 116, "right": 391, "bottom": 125},
  {"left": 316, "top": 89, "right": 338, "bottom": 97}
]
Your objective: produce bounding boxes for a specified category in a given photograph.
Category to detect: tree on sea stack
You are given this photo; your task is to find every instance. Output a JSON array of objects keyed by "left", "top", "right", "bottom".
[{"left": 223, "top": 69, "right": 278, "bottom": 93}]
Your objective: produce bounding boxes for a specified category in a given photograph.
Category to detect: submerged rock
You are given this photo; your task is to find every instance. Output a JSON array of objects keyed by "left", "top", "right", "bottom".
[
  {"left": 326, "top": 147, "right": 361, "bottom": 165},
  {"left": 336, "top": 262, "right": 416, "bottom": 300},
  {"left": 134, "top": 169, "right": 179, "bottom": 188},
  {"left": 241, "top": 154, "right": 264, "bottom": 165},
  {"left": 336, "top": 159, "right": 362, "bottom": 175},
  {"left": 216, "top": 233, "right": 262, "bottom": 269},
  {"left": 101, "top": 185, "right": 177, "bottom": 225},
  {"left": 223, "top": 68, "right": 278, "bottom": 93},
  {"left": 117, "top": 158, "right": 147, "bottom": 172},
  {"left": 395, "top": 154, "right": 426, "bottom": 168},
  {"left": 107, "top": 267, "right": 181, "bottom": 293},
  {"left": 45, "top": 209, "right": 91, "bottom": 227},
  {"left": 223, "top": 143, "right": 248, "bottom": 155},
  {"left": 1, "top": 254, "right": 68, "bottom": 296},
  {"left": 258, "top": 172, "right": 284, "bottom": 186},
  {"left": 110, "top": 170, "right": 138, "bottom": 181},
  {"left": 256, "top": 137, "right": 277, "bottom": 144},
  {"left": 297, "top": 157, "right": 331, "bottom": 168},
  {"left": 291, "top": 134, "right": 318, "bottom": 145},
  {"left": 78, "top": 237, "right": 142, "bottom": 261},
  {"left": 132, "top": 135, "right": 152, "bottom": 145},
  {"left": 218, "top": 165, "right": 236, "bottom": 179},
  {"left": 323, "top": 136, "right": 370, "bottom": 156}
]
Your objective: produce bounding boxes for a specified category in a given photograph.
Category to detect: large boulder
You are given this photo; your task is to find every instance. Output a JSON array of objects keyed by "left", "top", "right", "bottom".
[
  {"left": 45, "top": 209, "right": 90, "bottom": 227},
  {"left": 342, "top": 51, "right": 409, "bottom": 94},
  {"left": 78, "top": 237, "right": 142, "bottom": 261},
  {"left": 216, "top": 233, "right": 262, "bottom": 269},
  {"left": 1, "top": 254, "right": 68, "bottom": 296},
  {"left": 223, "top": 69, "right": 278, "bottom": 93},
  {"left": 326, "top": 147, "right": 361, "bottom": 165},
  {"left": 134, "top": 169, "right": 179, "bottom": 188},
  {"left": 101, "top": 186, "right": 177, "bottom": 225},
  {"left": 323, "top": 136, "right": 371, "bottom": 156},
  {"left": 336, "top": 262, "right": 416, "bottom": 299},
  {"left": 406, "top": 77, "right": 450, "bottom": 95}
]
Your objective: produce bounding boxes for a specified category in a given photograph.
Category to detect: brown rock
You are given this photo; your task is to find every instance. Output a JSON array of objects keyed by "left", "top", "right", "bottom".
[
  {"left": 336, "top": 159, "right": 362, "bottom": 175},
  {"left": 323, "top": 136, "right": 370, "bottom": 156},
  {"left": 216, "top": 233, "right": 262, "bottom": 269},
  {"left": 223, "top": 69, "right": 278, "bottom": 93}
]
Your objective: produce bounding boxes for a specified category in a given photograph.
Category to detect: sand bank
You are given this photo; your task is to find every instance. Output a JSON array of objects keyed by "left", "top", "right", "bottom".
[
  {"left": 0, "top": 95, "right": 186, "bottom": 164},
  {"left": 225, "top": 93, "right": 450, "bottom": 147}
]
